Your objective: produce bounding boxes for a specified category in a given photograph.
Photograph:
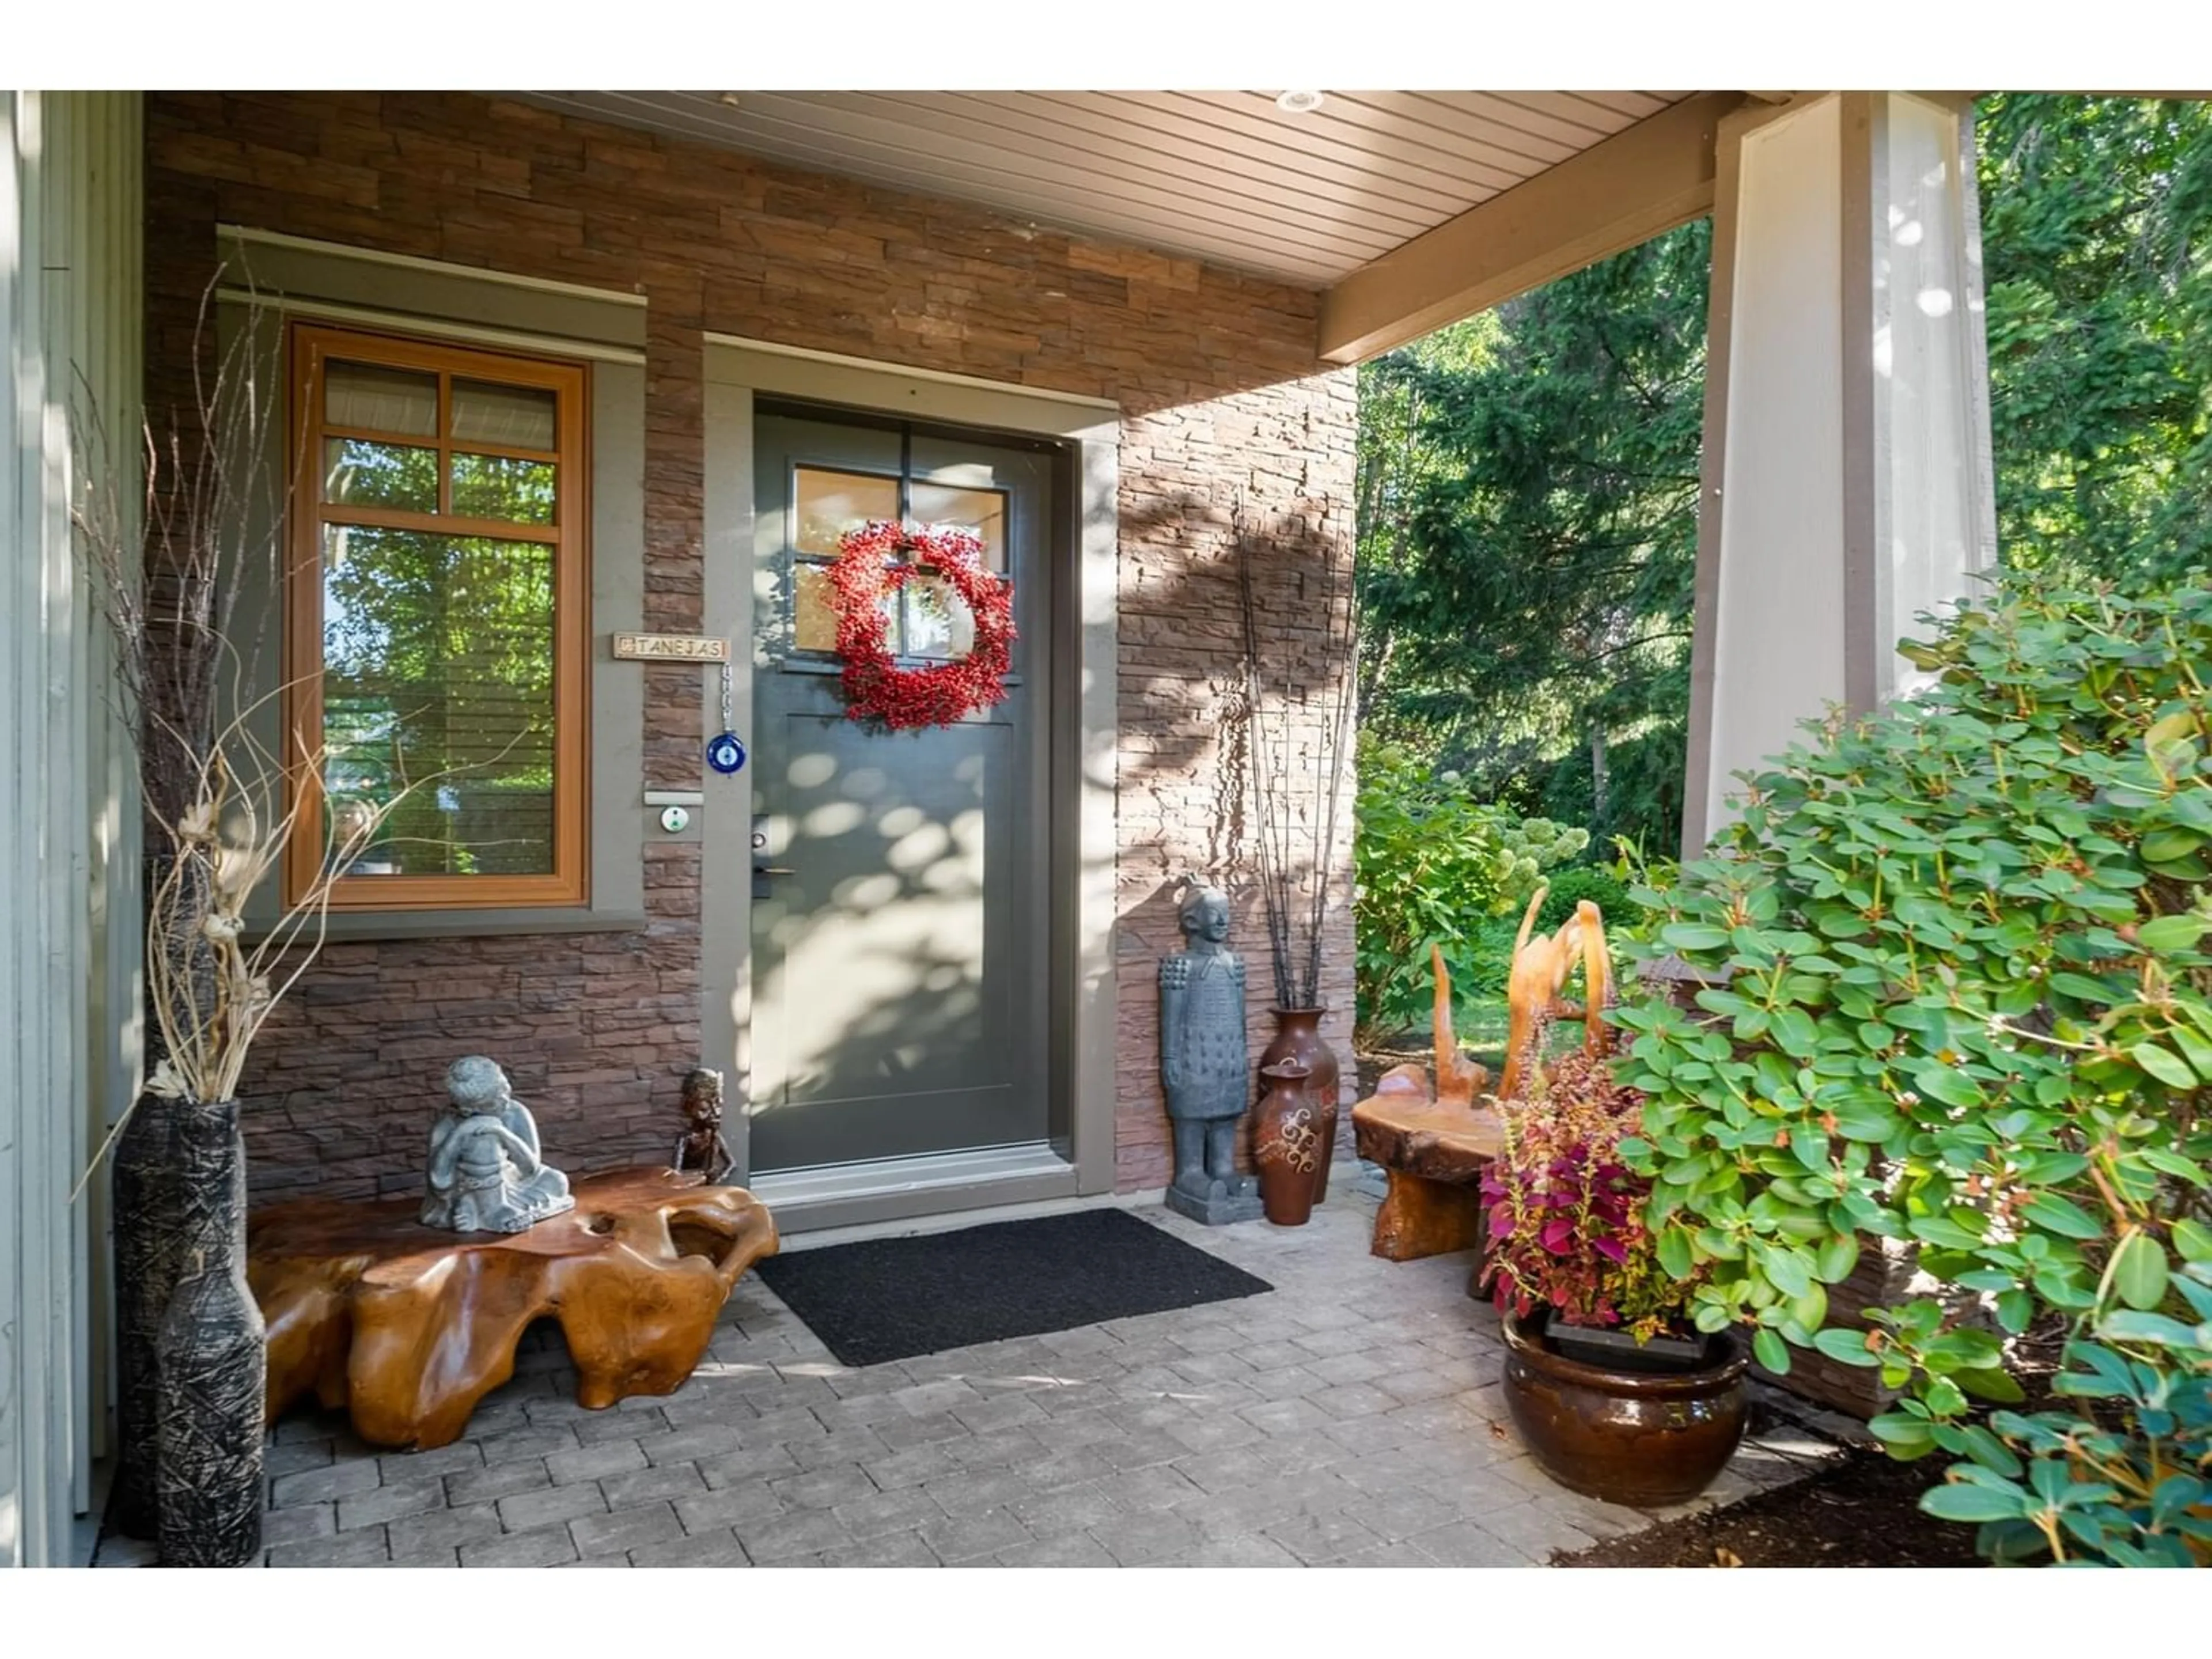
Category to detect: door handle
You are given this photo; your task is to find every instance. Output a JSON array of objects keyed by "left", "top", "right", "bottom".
[{"left": 752, "top": 863, "right": 794, "bottom": 899}]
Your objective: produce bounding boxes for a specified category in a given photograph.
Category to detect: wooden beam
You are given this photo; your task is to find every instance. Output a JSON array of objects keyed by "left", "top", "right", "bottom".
[{"left": 1316, "top": 91, "right": 1747, "bottom": 365}]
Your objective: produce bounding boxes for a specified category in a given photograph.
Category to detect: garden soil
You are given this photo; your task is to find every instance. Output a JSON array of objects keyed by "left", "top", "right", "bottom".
[{"left": 1552, "top": 1445, "right": 1983, "bottom": 1568}]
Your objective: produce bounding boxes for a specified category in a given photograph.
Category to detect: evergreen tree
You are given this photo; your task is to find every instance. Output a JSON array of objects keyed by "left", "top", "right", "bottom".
[
  {"left": 1978, "top": 94, "right": 2212, "bottom": 579},
  {"left": 1357, "top": 219, "right": 1710, "bottom": 858},
  {"left": 1353, "top": 96, "right": 2212, "bottom": 860}
]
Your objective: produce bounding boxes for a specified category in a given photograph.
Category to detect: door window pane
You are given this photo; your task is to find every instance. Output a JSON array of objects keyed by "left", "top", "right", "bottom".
[
  {"left": 324, "top": 361, "right": 438, "bottom": 438},
  {"left": 793, "top": 563, "right": 840, "bottom": 653},
  {"left": 450, "top": 378, "right": 557, "bottom": 450},
  {"left": 793, "top": 562, "right": 898, "bottom": 654},
  {"left": 902, "top": 574, "right": 978, "bottom": 660},
  {"left": 909, "top": 482, "right": 1007, "bottom": 570},
  {"left": 451, "top": 452, "right": 556, "bottom": 524},
  {"left": 319, "top": 525, "right": 558, "bottom": 878},
  {"left": 324, "top": 438, "right": 438, "bottom": 512},
  {"left": 794, "top": 466, "right": 899, "bottom": 557}
]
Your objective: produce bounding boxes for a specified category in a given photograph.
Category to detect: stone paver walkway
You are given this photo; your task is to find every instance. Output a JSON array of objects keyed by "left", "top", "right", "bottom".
[{"left": 97, "top": 1182, "right": 1838, "bottom": 1567}]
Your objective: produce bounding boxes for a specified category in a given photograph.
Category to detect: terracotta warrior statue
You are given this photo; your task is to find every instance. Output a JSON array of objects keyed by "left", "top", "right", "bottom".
[
  {"left": 1158, "top": 878, "right": 1262, "bottom": 1225},
  {"left": 673, "top": 1067, "right": 734, "bottom": 1184},
  {"left": 422, "top": 1056, "right": 575, "bottom": 1234}
]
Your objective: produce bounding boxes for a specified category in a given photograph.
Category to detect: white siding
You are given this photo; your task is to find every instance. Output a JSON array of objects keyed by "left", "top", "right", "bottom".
[{"left": 1, "top": 89, "right": 141, "bottom": 1571}]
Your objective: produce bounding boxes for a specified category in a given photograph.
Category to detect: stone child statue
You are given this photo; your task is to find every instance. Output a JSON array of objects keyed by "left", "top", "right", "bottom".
[
  {"left": 422, "top": 1056, "right": 575, "bottom": 1234},
  {"left": 672, "top": 1067, "right": 734, "bottom": 1184},
  {"left": 1158, "top": 878, "right": 1263, "bottom": 1225}
]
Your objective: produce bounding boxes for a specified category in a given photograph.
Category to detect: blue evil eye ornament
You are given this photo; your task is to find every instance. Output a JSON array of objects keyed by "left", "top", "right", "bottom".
[{"left": 707, "top": 733, "right": 747, "bottom": 775}]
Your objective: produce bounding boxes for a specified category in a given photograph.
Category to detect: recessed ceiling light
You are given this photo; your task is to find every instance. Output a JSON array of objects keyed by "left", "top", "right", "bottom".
[
  {"left": 1275, "top": 90, "right": 1325, "bottom": 114},
  {"left": 718, "top": 93, "right": 743, "bottom": 109}
]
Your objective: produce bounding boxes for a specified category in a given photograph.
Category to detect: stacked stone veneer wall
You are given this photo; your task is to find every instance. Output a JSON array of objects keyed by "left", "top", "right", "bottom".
[{"left": 145, "top": 92, "right": 1355, "bottom": 1203}]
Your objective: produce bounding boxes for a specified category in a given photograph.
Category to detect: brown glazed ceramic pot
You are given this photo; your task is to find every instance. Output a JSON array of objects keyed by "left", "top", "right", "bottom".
[
  {"left": 1251, "top": 1059, "right": 1321, "bottom": 1227},
  {"left": 1259, "top": 1008, "right": 1340, "bottom": 1204},
  {"left": 1498, "top": 1309, "right": 1750, "bottom": 1507}
]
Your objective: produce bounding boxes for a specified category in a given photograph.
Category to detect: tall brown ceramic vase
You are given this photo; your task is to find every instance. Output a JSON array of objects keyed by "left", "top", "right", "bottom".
[
  {"left": 1259, "top": 1008, "right": 1339, "bottom": 1204},
  {"left": 1252, "top": 1060, "right": 1320, "bottom": 1227}
]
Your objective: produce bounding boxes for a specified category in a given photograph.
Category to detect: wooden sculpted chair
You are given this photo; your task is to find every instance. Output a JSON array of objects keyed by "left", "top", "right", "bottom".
[{"left": 1351, "top": 886, "right": 1616, "bottom": 1282}]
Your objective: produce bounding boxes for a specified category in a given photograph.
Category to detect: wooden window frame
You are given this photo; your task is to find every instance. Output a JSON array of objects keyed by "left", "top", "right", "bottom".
[{"left": 283, "top": 321, "right": 592, "bottom": 911}]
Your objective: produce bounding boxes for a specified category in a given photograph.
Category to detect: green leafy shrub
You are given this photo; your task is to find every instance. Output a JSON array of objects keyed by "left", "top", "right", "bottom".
[
  {"left": 1354, "top": 742, "right": 1586, "bottom": 1039},
  {"left": 1455, "top": 915, "right": 1529, "bottom": 1018},
  {"left": 1609, "top": 570, "right": 2212, "bottom": 1567},
  {"left": 1601, "top": 836, "right": 1677, "bottom": 950},
  {"left": 1533, "top": 865, "right": 1631, "bottom": 934}
]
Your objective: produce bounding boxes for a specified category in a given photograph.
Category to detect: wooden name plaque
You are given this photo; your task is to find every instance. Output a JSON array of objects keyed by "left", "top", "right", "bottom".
[{"left": 612, "top": 631, "right": 730, "bottom": 662}]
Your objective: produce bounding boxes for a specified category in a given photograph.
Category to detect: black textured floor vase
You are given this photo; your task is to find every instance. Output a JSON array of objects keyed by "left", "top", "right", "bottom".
[
  {"left": 110, "top": 1090, "right": 183, "bottom": 1541},
  {"left": 154, "top": 1098, "right": 266, "bottom": 1567}
]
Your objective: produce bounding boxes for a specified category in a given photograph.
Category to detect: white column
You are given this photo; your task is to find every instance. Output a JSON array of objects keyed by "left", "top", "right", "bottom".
[{"left": 1683, "top": 92, "right": 1997, "bottom": 854}]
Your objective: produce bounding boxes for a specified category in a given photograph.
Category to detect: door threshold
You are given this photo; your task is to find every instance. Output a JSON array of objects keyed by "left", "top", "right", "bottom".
[{"left": 749, "top": 1142, "right": 1081, "bottom": 1236}]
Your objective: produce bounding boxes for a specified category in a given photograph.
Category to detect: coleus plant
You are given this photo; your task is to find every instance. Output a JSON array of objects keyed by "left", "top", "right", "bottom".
[
  {"left": 1609, "top": 570, "right": 2212, "bottom": 1566},
  {"left": 1480, "top": 1048, "right": 1684, "bottom": 1340}
]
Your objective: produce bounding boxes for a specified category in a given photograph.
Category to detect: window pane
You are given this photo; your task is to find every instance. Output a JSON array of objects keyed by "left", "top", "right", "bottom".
[
  {"left": 324, "top": 438, "right": 438, "bottom": 513},
  {"left": 793, "top": 560, "right": 898, "bottom": 654},
  {"left": 910, "top": 482, "right": 1007, "bottom": 570},
  {"left": 902, "top": 574, "right": 978, "bottom": 661},
  {"left": 324, "top": 361, "right": 438, "bottom": 438},
  {"left": 793, "top": 466, "right": 899, "bottom": 557},
  {"left": 793, "top": 563, "right": 839, "bottom": 653},
  {"left": 452, "top": 452, "right": 556, "bottom": 524},
  {"left": 319, "top": 525, "right": 558, "bottom": 878},
  {"left": 451, "top": 378, "right": 558, "bottom": 451}
]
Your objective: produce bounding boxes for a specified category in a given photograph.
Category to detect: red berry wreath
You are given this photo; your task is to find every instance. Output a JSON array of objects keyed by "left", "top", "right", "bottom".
[{"left": 824, "top": 521, "right": 1017, "bottom": 730}]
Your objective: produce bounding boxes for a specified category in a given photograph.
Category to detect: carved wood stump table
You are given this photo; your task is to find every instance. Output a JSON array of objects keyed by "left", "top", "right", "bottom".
[
  {"left": 247, "top": 1167, "right": 780, "bottom": 1450},
  {"left": 1351, "top": 1063, "right": 1503, "bottom": 1297}
]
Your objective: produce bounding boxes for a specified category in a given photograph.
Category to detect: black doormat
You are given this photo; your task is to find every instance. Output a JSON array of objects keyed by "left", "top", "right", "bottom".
[{"left": 752, "top": 1206, "right": 1274, "bottom": 1368}]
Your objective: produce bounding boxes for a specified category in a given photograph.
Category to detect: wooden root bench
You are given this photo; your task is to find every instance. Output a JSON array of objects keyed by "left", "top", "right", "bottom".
[
  {"left": 1352, "top": 907, "right": 1633, "bottom": 1297},
  {"left": 247, "top": 1167, "right": 780, "bottom": 1450},
  {"left": 1351, "top": 1063, "right": 1502, "bottom": 1297}
]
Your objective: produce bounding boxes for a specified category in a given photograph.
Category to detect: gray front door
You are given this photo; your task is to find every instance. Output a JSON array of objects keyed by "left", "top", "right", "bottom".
[{"left": 748, "top": 406, "right": 1054, "bottom": 1175}]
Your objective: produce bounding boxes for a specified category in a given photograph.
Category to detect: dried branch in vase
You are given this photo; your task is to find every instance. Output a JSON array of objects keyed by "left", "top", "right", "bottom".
[
  {"left": 1233, "top": 495, "right": 1357, "bottom": 1012},
  {"left": 66, "top": 276, "right": 441, "bottom": 1179}
]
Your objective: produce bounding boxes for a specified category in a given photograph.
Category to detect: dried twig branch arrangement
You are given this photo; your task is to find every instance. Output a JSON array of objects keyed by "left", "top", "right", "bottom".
[
  {"left": 68, "top": 280, "right": 410, "bottom": 1179},
  {"left": 1234, "top": 494, "right": 1358, "bottom": 1011}
]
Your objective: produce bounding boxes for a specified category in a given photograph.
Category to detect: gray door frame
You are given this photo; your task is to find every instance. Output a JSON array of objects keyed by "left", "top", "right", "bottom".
[{"left": 700, "top": 336, "right": 1119, "bottom": 1232}]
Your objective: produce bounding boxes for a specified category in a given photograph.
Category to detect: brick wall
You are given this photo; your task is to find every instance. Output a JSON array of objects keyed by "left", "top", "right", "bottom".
[
  {"left": 144, "top": 92, "right": 1356, "bottom": 1203},
  {"left": 1111, "top": 411, "right": 1360, "bottom": 1191}
]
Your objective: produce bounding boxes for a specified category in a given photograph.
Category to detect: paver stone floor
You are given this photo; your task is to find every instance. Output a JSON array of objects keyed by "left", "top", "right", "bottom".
[{"left": 96, "top": 1180, "right": 1839, "bottom": 1568}]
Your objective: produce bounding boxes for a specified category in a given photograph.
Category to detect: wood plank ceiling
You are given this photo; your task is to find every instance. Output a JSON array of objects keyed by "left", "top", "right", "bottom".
[{"left": 521, "top": 91, "right": 1693, "bottom": 289}]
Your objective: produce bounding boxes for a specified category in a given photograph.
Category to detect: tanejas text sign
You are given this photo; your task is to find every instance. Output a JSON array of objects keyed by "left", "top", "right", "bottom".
[{"left": 612, "top": 632, "right": 730, "bottom": 662}]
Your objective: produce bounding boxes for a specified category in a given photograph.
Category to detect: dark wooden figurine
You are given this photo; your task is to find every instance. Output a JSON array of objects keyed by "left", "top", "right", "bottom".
[{"left": 673, "top": 1066, "right": 734, "bottom": 1184}]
